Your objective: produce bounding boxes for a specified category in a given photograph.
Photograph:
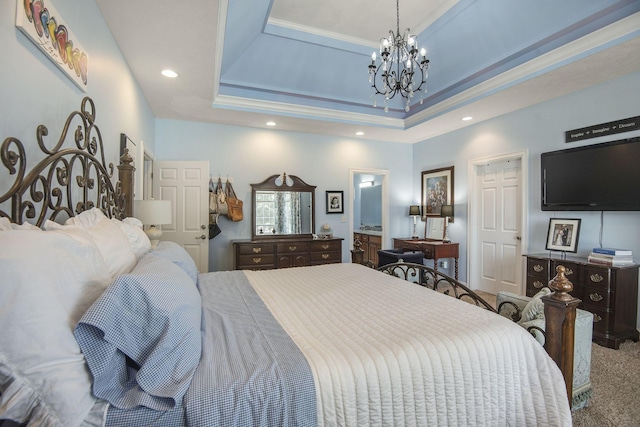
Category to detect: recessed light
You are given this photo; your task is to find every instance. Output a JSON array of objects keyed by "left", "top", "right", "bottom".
[
  {"left": 161, "top": 69, "right": 178, "bottom": 78},
  {"left": 266, "top": 121, "right": 276, "bottom": 126},
  {"left": 461, "top": 116, "right": 473, "bottom": 121},
  {"left": 355, "top": 131, "right": 365, "bottom": 136}
]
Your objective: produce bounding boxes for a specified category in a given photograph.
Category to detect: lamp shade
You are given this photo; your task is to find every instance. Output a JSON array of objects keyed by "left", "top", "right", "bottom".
[
  {"left": 134, "top": 199, "right": 172, "bottom": 225},
  {"left": 409, "top": 205, "right": 421, "bottom": 216},
  {"left": 440, "top": 204, "right": 454, "bottom": 218}
]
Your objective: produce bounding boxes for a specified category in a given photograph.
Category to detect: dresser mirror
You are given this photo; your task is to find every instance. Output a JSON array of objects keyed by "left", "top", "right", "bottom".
[{"left": 251, "top": 173, "right": 316, "bottom": 240}]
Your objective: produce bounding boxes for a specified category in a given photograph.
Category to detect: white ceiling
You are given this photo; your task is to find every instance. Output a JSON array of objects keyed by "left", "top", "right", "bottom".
[{"left": 95, "top": 0, "right": 640, "bottom": 144}]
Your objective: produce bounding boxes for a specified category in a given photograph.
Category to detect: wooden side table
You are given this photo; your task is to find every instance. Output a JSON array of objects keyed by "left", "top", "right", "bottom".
[{"left": 393, "top": 238, "right": 460, "bottom": 279}]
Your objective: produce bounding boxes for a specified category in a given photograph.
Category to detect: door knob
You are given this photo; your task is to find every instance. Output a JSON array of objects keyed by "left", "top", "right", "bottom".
[
  {"left": 516, "top": 236, "right": 522, "bottom": 240},
  {"left": 197, "top": 235, "right": 206, "bottom": 240},
  {"left": 201, "top": 224, "right": 206, "bottom": 230}
]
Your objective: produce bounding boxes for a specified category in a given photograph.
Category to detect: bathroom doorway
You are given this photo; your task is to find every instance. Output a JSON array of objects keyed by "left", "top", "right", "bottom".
[{"left": 349, "top": 168, "right": 389, "bottom": 255}]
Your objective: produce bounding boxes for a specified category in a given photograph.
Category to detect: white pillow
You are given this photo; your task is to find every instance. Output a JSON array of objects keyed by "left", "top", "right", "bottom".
[
  {"left": 0, "top": 217, "right": 40, "bottom": 231},
  {"left": 45, "top": 218, "right": 137, "bottom": 279},
  {"left": 64, "top": 207, "right": 108, "bottom": 228},
  {"left": 112, "top": 217, "right": 151, "bottom": 259},
  {"left": 0, "top": 228, "right": 112, "bottom": 426}
]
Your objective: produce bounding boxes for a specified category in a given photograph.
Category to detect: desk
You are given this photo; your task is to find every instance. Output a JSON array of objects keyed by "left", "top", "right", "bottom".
[{"left": 393, "top": 238, "right": 460, "bottom": 279}]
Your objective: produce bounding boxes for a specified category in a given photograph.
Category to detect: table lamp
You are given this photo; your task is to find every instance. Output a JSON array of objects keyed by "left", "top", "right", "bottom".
[
  {"left": 409, "top": 205, "right": 421, "bottom": 239},
  {"left": 134, "top": 199, "right": 172, "bottom": 248},
  {"left": 440, "top": 204, "right": 453, "bottom": 243}
]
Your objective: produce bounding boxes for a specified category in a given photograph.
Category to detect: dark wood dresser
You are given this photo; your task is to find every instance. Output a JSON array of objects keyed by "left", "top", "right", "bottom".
[
  {"left": 525, "top": 253, "right": 639, "bottom": 349},
  {"left": 233, "top": 238, "right": 343, "bottom": 270}
]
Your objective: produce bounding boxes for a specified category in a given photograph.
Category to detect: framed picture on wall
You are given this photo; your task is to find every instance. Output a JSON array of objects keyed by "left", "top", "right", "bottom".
[
  {"left": 421, "top": 166, "right": 454, "bottom": 218},
  {"left": 545, "top": 218, "right": 581, "bottom": 253},
  {"left": 326, "top": 191, "right": 344, "bottom": 214}
]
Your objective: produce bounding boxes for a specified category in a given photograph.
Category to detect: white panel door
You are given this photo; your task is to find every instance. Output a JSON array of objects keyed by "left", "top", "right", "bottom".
[
  {"left": 476, "top": 158, "right": 522, "bottom": 294},
  {"left": 153, "top": 161, "right": 209, "bottom": 272}
]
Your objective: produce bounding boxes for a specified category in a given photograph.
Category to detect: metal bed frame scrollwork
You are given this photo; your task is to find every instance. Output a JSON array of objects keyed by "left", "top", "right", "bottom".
[{"left": 0, "top": 97, "right": 134, "bottom": 226}]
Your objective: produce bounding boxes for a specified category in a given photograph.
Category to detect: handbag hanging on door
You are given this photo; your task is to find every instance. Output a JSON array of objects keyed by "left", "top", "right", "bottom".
[
  {"left": 225, "top": 179, "right": 243, "bottom": 222},
  {"left": 211, "top": 177, "right": 228, "bottom": 215}
]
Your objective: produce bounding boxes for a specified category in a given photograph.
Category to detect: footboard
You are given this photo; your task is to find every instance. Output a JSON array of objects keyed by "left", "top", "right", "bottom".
[
  {"left": 377, "top": 261, "right": 578, "bottom": 405},
  {"left": 377, "top": 261, "right": 497, "bottom": 312}
]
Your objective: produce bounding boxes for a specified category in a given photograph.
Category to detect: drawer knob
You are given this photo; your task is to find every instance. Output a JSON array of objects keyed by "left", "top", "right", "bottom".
[
  {"left": 322, "top": 253, "right": 329, "bottom": 259},
  {"left": 289, "top": 245, "right": 297, "bottom": 251},
  {"left": 252, "top": 247, "right": 262, "bottom": 253},
  {"left": 533, "top": 264, "right": 544, "bottom": 273},
  {"left": 533, "top": 280, "right": 544, "bottom": 289},
  {"left": 252, "top": 257, "right": 262, "bottom": 264},
  {"left": 589, "top": 293, "right": 603, "bottom": 302},
  {"left": 322, "top": 244, "right": 329, "bottom": 250},
  {"left": 593, "top": 313, "right": 602, "bottom": 323},
  {"left": 590, "top": 273, "right": 604, "bottom": 283}
]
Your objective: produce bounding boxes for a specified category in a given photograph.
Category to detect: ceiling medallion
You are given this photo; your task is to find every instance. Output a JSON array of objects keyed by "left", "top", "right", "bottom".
[{"left": 368, "top": 0, "right": 430, "bottom": 113}]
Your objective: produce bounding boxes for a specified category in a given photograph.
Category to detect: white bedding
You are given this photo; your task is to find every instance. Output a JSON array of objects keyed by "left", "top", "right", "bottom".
[{"left": 245, "top": 263, "right": 572, "bottom": 426}]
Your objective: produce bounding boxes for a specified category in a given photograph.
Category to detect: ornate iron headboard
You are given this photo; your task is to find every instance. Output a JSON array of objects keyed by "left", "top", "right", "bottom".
[{"left": 0, "top": 97, "right": 134, "bottom": 226}]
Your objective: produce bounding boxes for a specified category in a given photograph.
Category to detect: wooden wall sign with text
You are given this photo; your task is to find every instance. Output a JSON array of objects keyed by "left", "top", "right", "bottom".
[{"left": 565, "top": 116, "right": 640, "bottom": 143}]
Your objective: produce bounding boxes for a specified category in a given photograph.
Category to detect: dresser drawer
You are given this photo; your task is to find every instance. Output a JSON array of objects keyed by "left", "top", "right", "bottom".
[
  {"left": 277, "top": 242, "right": 310, "bottom": 254},
  {"left": 583, "top": 266, "right": 611, "bottom": 289},
  {"left": 580, "top": 288, "right": 612, "bottom": 310},
  {"left": 526, "top": 276, "right": 547, "bottom": 297},
  {"left": 527, "top": 257, "right": 551, "bottom": 278},
  {"left": 310, "top": 250, "right": 341, "bottom": 264},
  {"left": 550, "top": 260, "right": 580, "bottom": 282},
  {"left": 311, "top": 240, "right": 341, "bottom": 252},
  {"left": 236, "top": 243, "right": 274, "bottom": 255},
  {"left": 583, "top": 306, "right": 612, "bottom": 335},
  {"left": 238, "top": 254, "right": 275, "bottom": 269}
]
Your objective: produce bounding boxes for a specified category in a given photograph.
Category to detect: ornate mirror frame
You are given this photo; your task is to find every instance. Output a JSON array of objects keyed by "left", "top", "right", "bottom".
[{"left": 251, "top": 173, "right": 316, "bottom": 241}]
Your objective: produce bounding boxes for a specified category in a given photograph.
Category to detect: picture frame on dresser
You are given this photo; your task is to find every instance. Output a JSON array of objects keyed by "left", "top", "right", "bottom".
[{"left": 545, "top": 218, "right": 581, "bottom": 253}]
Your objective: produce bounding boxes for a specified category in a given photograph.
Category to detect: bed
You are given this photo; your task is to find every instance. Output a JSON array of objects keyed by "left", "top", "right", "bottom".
[{"left": 1, "top": 98, "right": 573, "bottom": 426}]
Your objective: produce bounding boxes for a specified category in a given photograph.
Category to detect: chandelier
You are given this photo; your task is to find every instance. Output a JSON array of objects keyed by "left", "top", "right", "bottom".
[{"left": 368, "top": 0, "right": 430, "bottom": 112}]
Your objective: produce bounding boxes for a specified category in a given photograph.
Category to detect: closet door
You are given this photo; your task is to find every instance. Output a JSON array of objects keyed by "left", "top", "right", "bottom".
[{"left": 153, "top": 160, "right": 210, "bottom": 272}]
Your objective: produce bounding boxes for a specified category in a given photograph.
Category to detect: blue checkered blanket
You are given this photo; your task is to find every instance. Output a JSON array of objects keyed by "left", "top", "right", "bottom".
[{"left": 105, "top": 270, "right": 317, "bottom": 426}]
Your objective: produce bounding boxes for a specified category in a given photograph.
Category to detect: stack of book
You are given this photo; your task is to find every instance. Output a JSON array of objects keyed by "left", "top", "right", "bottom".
[{"left": 588, "top": 248, "right": 635, "bottom": 266}]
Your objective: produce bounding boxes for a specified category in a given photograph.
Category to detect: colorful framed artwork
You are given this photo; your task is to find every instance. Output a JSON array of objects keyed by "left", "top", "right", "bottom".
[
  {"left": 421, "top": 166, "right": 454, "bottom": 218},
  {"left": 16, "top": 0, "right": 89, "bottom": 91}
]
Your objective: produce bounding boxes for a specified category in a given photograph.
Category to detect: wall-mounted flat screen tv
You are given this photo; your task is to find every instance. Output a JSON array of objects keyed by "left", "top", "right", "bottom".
[{"left": 541, "top": 137, "right": 640, "bottom": 211}]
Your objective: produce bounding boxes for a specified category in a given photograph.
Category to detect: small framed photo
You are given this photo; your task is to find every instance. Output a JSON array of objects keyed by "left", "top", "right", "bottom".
[
  {"left": 545, "top": 218, "right": 581, "bottom": 253},
  {"left": 326, "top": 191, "right": 344, "bottom": 214}
]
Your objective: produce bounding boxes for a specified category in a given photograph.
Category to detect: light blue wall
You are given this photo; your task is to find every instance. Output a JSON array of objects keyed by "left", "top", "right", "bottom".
[
  {"left": 412, "top": 71, "right": 640, "bottom": 328},
  {"left": 0, "top": 0, "right": 155, "bottom": 170},
  {"left": 154, "top": 120, "right": 414, "bottom": 271},
  {"left": 413, "top": 71, "right": 640, "bottom": 281}
]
